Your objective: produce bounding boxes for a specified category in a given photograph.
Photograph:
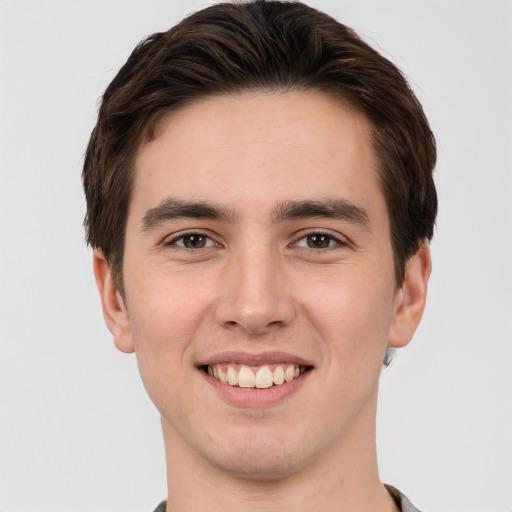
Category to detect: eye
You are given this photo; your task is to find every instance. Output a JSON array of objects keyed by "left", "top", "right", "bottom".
[
  {"left": 169, "top": 233, "right": 217, "bottom": 249},
  {"left": 295, "top": 232, "right": 344, "bottom": 249}
]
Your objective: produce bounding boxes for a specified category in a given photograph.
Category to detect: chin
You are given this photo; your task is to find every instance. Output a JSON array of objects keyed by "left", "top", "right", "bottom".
[
  {"left": 213, "top": 454, "right": 300, "bottom": 481},
  {"left": 205, "top": 433, "right": 307, "bottom": 480}
]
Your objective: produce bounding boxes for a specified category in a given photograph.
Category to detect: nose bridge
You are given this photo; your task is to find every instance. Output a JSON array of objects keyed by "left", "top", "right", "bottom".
[{"left": 215, "top": 239, "right": 294, "bottom": 334}]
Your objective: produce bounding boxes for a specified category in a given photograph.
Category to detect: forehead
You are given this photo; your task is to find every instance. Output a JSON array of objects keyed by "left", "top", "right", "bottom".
[{"left": 131, "top": 90, "right": 386, "bottom": 226}]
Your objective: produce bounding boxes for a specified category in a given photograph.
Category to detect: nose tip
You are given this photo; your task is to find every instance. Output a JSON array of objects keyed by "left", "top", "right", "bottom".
[{"left": 214, "top": 252, "right": 296, "bottom": 335}]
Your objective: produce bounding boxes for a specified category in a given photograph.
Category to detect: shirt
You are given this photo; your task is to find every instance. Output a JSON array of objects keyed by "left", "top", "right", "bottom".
[
  {"left": 386, "top": 485, "right": 422, "bottom": 512},
  {"left": 152, "top": 485, "right": 421, "bottom": 511}
]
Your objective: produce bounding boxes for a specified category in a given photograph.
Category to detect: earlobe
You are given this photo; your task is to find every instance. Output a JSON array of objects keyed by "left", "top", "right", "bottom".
[
  {"left": 388, "top": 241, "right": 432, "bottom": 348},
  {"left": 93, "top": 250, "right": 135, "bottom": 354}
]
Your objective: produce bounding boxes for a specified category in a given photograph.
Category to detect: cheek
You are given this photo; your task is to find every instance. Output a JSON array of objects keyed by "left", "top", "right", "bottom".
[
  {"left": 122, "top": 268, "right": 213, "bottom": 392},
  {"left": 123, "top": 279, "right": 205, "bottom": 419},
  {"left": 299, "top": 265, "right": 395, "bottom": 363},
  {"left": 126, "top": 263, "right": 211, "bottom": 339}
]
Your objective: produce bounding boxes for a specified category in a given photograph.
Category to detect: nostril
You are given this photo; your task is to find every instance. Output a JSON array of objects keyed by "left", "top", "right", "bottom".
[
  {"left": 220, "top": 318, "right": 287, "bottom": 335},
  {"left": 268, "top": 320, "right": 284, "bottom": 328},
  {"left": 222, "top": 320, "right": 243, "bottom": 331}
]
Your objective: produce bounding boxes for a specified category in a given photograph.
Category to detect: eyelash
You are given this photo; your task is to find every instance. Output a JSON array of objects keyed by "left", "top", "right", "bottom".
[
  {"left": 293, "top": 231, "right": 347, "bottom": 250},
  {"left": 165, "top": 232, "right": 219, "bottom": 249},
  {"left": 164, "top": 230, "right": 347, "bottom": 251}
]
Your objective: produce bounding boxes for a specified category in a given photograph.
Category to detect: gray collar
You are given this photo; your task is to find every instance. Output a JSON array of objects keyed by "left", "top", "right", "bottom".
[
  {"left": 385, "top": 484, "right": 422, "bottom": 512},
  {"left": 153, "top": 485, "right": 422, "bottom": 512}
]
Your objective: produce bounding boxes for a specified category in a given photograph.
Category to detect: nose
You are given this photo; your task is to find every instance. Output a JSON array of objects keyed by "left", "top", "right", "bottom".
[{"left": 214, "top": 245, "right": 296, "bottom": 335}]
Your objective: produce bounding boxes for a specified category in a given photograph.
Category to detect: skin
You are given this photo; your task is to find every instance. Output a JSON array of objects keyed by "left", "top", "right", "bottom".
[{"left": 94, "top": 91, "right": 431, "bottom": 512}]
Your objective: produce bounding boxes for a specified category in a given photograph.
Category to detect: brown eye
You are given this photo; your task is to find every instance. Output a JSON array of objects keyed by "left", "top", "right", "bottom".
[
  {"left": 294, "top": 232, "right": 347, "bottom": 250},
  {"left": 182, "top": 234, "right": 207, "bottom": 248},
  {"left": 170, "top": 233, "right": 216, "bottom": 249},
  {"left": 306, "top": 234, "right": 333, "bottom": 248}
]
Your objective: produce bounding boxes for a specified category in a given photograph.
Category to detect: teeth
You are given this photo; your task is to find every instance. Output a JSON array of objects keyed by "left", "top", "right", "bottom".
[
  {"left": 238, "top": 366, "right": 256, "bottom": 388},
  {"left": 227, "top": 366, "right": 239, "bottom": 386},
  {"left": 206, "top": 363, "right": 307, "bottom": 388},
  {"left": 218, "top": 366, "right": 228, "bottom": 384},
  {"left": 273, "top": 365, "right": 285, "bottom": 385},
  {"left": 255, "top": 366, "right": 273, "bottom": 389}
]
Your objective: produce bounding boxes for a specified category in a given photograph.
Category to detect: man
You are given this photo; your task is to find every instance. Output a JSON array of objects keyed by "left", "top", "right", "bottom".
[{"left": 83, "top": 1, "right": 437, "bottom": 511}]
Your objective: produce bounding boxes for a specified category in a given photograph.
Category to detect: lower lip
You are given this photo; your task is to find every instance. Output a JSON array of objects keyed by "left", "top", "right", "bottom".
[{"left": 199, "top": 369, "right": 311, "bottom": 407}]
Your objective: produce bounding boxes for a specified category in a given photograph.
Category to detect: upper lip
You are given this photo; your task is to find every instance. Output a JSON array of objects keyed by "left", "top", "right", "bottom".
[{"left": 198, "top": 351, "right": 314, "bottom": 367}]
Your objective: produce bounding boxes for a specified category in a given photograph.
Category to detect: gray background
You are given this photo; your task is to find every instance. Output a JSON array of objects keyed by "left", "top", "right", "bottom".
[{"left": 1, "top": 1, "right": 511, "bottom": 511}]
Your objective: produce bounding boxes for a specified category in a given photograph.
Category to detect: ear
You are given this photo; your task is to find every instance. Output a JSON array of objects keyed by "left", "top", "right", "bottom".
[
  {"left": 388, "top": 241, "right": 432, "bottom": 348},
  {"left": 93, "top": 250, "right": 135, "bottom": 354}
]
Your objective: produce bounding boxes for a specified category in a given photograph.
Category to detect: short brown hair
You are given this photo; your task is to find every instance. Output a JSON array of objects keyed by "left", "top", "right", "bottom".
[{"left": 83, "top": 0, "right": 437, "bottom": 291}]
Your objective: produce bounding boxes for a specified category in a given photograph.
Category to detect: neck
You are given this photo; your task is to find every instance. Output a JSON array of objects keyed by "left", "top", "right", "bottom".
[{"left": 161, "top": 391, "right": 398, "bottom": 512}]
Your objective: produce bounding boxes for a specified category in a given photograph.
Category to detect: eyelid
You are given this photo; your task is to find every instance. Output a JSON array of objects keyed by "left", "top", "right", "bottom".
[
  {"left": 162, "top": 229, "right": 221, "bottom": 248},
  {"left": 291, "top": 229, "right": 350, "bottom": 249}
]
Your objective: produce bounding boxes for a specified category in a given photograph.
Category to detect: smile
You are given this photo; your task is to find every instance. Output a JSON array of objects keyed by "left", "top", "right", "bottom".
[{"left": 204, "top": 363, "right": 309, "bottom": 389}]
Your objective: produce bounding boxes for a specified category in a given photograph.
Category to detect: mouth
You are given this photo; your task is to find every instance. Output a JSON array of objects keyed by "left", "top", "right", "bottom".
[{"left": 201, "top": 363, "right": 311, "bottom": 389}]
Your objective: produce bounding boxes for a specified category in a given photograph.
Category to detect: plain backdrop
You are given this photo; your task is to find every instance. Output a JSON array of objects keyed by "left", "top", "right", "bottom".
[{"left": 1, "top": 1, "right": 511, "bottom": 511}]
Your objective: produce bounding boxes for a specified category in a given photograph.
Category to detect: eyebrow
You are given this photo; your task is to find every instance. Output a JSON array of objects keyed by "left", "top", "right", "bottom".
[
  {"left": 140, "top": 197, "right": 371, "bottom": 232},
  {"left": 140, "top": 198, "right": 235, "bottom": 231},
  {"left": 271, "top": 199, "right": 371, "bottom": 228}
]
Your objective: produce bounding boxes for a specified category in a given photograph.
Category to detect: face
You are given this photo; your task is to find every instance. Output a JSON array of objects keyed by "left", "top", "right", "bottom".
[{"left": 95, "top": 91, "right": 429, "bottom": 479}]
